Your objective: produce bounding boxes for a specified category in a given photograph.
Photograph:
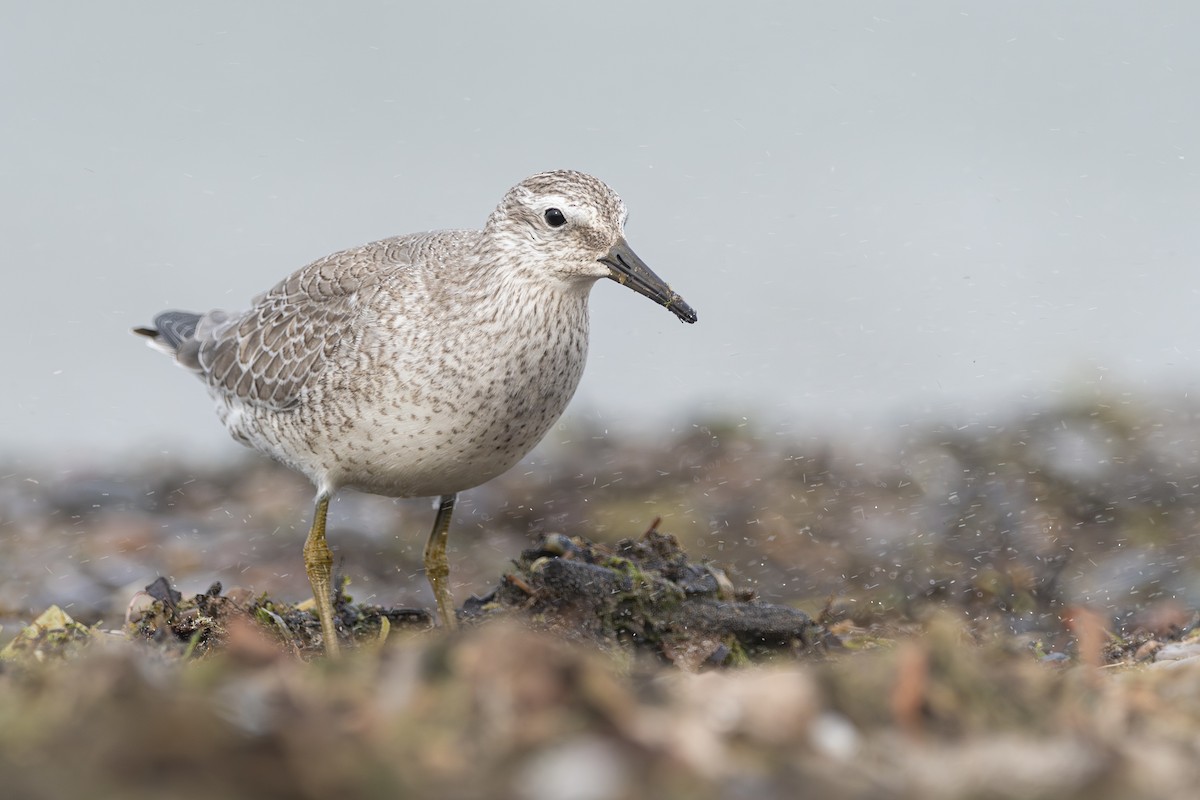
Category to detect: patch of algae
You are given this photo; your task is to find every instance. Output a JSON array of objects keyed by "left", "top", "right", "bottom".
[{"left": 0, "top": 605, "right": 103, "bottom": 663}]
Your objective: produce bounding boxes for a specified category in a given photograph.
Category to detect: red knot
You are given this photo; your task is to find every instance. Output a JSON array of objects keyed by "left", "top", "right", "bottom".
[{"left": 134, "top": 170, "right": 696, "bottom": 655}]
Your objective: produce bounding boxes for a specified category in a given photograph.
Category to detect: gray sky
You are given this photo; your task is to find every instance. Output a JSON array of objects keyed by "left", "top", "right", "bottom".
[{"left": 4, "top": 2, "right": 1199, "bottom": 462}]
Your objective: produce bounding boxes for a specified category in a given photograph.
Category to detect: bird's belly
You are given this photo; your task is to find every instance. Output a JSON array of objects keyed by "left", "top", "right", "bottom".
[
  {"left": 326, "top": 392, "right": 572, "bottom": 496},
  {"left": 225, "top": 362, "right": 581, "bottom": 498}
]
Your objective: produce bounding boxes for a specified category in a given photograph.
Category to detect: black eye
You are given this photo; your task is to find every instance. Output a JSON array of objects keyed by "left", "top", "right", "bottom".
[{"left": 544, "top": 208, "right": 567, "bottom": 228}]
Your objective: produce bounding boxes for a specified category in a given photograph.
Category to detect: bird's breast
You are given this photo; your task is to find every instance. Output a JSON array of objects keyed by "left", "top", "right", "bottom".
[{"left": 307, "top": 290, "right": 591, "bottom": 496}]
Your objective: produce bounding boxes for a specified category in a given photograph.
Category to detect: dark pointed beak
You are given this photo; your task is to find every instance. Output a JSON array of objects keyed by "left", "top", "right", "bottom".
[{"left": 598, "top": 238, "right": 697, "bottom": 324}]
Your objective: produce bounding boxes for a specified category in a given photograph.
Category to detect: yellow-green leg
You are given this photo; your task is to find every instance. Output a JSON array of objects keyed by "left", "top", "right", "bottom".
[
  {"left": 302, "top": 492, "right": 341, "bottom": 656},
  {"left": 423, "top": 493, "right": 459, "bottom": 631}
]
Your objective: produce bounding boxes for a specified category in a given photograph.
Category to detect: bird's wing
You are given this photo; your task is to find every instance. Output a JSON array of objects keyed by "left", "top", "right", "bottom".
[{"left": 179, "top": 236, "right": 421, "bottom": 411}]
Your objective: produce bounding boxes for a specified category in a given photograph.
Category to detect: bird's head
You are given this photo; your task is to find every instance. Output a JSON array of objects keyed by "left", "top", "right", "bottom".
[{"left": 485, "top": 170, "right": 697, "bottom": 324}]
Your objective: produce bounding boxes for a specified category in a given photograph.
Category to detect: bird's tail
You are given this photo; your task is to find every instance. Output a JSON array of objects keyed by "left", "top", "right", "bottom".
[{"left": 133, "top": 310, "right": 203, "bottom": 355}]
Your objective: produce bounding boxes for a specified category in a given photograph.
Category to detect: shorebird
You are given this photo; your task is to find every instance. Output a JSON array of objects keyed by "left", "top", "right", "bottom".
[{"left": 134, "top": 170, "right": 696, "bottom": 655}]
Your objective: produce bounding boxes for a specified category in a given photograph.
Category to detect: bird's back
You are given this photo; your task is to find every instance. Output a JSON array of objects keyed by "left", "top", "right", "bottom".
[{"left": 141, "top": 231, "right": 478, "bottom": 409}]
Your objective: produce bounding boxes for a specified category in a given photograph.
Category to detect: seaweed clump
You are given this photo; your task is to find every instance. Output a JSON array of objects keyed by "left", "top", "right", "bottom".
[{"left": 469, "top": 523, "right": 837, "bottom": 668}]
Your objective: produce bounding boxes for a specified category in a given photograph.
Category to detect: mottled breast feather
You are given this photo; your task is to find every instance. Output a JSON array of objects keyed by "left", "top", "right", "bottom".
[{"left": 184, "top": 234, "right": 452, "bottom": 411}]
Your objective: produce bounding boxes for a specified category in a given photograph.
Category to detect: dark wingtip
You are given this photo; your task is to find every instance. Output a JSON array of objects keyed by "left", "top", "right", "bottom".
[{"left": 148, "top": 311, "right": 202, "bottom": 350}]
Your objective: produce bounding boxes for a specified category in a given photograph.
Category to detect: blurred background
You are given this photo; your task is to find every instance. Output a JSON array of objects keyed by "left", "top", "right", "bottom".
[{"left": 3, "top": 3, "right": 1199, "bottom": 634}]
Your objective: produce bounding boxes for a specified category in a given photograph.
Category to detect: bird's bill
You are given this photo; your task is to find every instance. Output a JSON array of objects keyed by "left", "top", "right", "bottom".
[{"left": 598, "top": 238, "right": 697, "bottom": 324}]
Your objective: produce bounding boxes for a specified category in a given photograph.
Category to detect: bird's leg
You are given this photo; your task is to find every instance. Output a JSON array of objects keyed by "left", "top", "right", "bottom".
[
  {"left": 423, "top": 493, "right": 459, "bottom": 630},
  {"left": 302, "top": 492, "right": 341, "bottom": 656}
]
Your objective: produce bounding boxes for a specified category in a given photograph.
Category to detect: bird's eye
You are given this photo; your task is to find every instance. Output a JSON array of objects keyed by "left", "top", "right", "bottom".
[{"left": 544, "top": 208, "right": 567, "bottom": 228}]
